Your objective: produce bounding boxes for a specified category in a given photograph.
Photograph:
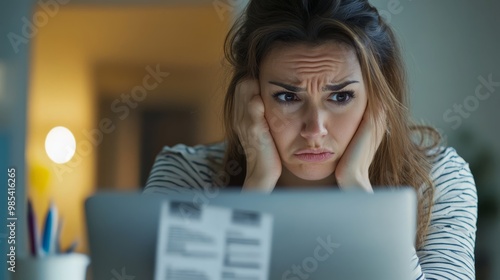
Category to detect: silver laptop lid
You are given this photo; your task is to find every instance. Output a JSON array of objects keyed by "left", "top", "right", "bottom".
[{"left": 85, "top": 188, "right": 416, "bottom": 280}]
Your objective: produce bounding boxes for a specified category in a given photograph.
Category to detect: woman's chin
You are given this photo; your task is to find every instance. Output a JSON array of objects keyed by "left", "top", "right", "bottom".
[
  {"left": 296, "top": 172, "right": 332, "bottom": 181},
  {"left": 286, "top": 165, "right": 335, "bottom": 181}
]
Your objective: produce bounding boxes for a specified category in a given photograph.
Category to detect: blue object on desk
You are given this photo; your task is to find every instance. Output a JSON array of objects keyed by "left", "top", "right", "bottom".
[{"left": 41, "top": 202, "right": 58, "bottom": 255}]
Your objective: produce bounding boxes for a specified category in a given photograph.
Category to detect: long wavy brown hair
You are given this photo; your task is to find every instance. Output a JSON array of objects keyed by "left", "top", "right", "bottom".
[{"left": 220, "top": 0, "right": 440, "bottom": 249}]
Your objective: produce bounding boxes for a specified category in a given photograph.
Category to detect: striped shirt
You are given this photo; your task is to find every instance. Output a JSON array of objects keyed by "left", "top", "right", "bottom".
[{"left": 144, "top": 142, "right": 477, "bottom": 279}]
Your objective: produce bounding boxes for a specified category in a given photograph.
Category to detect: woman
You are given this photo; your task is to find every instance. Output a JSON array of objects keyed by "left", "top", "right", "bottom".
[{"left": 144, "top": 0, "right": 477, "bottom": 279}]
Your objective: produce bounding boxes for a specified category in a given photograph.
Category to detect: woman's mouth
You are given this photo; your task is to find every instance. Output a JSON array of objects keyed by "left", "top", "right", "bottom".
[{"left": 294, "top": 149, "right": 334, "bottom": 163}]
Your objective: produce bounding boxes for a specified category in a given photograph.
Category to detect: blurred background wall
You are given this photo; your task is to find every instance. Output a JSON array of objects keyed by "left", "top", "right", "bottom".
[
  {"left": 0, "top": 0, "right": 498, "bottom": 280},
  {"left": 26, "top": 3, "right": 232, "bottom": 254}
]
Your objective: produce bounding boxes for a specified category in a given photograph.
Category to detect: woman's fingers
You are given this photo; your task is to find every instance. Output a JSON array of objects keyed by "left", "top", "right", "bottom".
[
  {"left": 234, "top": 80, "right": 257, "bottom": 118},
  {"left": 233, "top": 80, "right": 265, "bottom": 145}
]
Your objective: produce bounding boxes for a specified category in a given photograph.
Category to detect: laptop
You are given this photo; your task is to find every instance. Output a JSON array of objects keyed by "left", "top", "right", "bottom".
[{"left": 85, "top": 188, "right": 416, "bottom": 280}]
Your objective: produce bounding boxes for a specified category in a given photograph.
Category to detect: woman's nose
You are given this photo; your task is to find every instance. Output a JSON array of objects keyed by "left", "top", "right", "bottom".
[{"left": 300, "top": 107, "right": 328, "bottom": 140}]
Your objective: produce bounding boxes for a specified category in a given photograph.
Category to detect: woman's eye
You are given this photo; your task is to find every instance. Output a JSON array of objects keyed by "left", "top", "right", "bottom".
[
  {"left": 329, "top": 91, "right": 355, "bottom": 104},
  {"left": 273, "top": 92, "right": 300, "bottom": 103}
]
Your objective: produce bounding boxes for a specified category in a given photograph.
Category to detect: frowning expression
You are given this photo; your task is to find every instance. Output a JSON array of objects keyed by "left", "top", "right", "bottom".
[{"left": 259, "top": 41, "right": 367, "bottom": 182}]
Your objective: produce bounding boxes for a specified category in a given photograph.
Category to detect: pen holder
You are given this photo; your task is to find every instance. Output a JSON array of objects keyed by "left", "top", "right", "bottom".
[{"left": 13, "top": 253, "right": 89, "bottom": 280}]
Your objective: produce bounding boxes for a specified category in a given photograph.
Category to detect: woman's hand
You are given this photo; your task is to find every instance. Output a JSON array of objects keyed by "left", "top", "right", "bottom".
[
  {"left": 334, "top": 105, "right": 386, "bottom": 192},
  {"left": 233, "top": 79, "right": 282, "bottom": 192}
]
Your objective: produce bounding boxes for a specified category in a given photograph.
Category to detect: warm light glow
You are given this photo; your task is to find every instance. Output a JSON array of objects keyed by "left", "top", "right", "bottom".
[{"left": 45, "top": 126, "right": 76, "bottom": 164}]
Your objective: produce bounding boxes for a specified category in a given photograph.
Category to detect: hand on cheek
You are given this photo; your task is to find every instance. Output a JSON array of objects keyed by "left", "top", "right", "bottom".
[
  {"left": 233, "top": 79, "right": 282, "bottom": 192},
  {"left": 334, "top": 105, "right": 386, "bottom": 192}
]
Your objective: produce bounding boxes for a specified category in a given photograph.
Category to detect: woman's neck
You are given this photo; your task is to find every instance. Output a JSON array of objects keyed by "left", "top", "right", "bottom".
[{"left": 276, "top": 166, "right": 338, "bottom": 188}]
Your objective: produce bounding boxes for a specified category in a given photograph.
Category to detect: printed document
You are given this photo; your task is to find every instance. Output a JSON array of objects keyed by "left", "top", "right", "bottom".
[{"left": 154, "top": 201, "right": 273, "bottom": 280}]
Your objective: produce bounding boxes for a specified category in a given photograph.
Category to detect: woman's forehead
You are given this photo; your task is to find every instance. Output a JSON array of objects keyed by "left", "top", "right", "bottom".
[{"left": 261, "top": 42, "right": 360, "bottom": 82}]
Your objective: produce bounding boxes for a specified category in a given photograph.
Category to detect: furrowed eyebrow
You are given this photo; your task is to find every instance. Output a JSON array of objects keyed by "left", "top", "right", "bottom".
[
  {"left": 268, "top": 81, "right": 304, "bottom": 92},
  {"left": 323, "top": 81, "right": 359, "bottom": 91},
  {"left": 269, "top": 80, "right": 359, "bottom": 92}
]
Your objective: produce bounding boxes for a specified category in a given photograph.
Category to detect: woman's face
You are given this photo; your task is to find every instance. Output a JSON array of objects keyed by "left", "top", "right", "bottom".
[{"left": 259, "top": 42, "right": 367, "bottom": 182}]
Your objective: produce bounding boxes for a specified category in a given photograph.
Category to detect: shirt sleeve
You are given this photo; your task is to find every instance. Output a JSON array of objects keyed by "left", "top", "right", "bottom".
[
  {"left": 411, "top": 147, "right": 478, "bottom": 279},
  {"left": 143, "top": 143, "right": 225, "bottom": 195}
]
